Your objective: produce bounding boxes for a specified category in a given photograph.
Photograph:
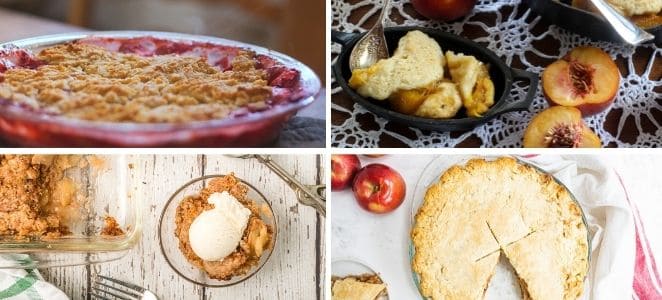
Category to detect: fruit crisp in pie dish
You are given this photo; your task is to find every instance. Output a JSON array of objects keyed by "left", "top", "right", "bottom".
[
  {"left": 0, "top": 32, "right": 320, "bottom": 147},
  {"left": 411, "top": 157, "right": 589, "bottom": 300},
  {"left": 174, "top": 173, "right": 273, "bottom": 280}
]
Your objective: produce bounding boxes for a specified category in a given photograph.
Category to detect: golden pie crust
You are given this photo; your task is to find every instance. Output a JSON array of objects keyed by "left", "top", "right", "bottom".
[
  {"left": 331, "top": 274, "right": 387, "bottom": 300},
  {"left": 411, "top": 157, "right": 588, "bottom": 300}
]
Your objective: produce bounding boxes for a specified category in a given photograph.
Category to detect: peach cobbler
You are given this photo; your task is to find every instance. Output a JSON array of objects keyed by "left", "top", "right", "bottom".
[
  {"left": 174, "top": 173, "right": 273, "bottom": 280},
  {"left": 0, "top": 37, "right": 302, "bottom": 123}
]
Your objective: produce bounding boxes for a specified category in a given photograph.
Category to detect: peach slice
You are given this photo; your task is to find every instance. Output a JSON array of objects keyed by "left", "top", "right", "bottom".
[
  {"left": 389, "top": 88, "right": 430, "bottom": 115},
  {"left": 542, "top": 47, "right": 620, "bottom": 116},
  {"left": 523, "top": 106, "right": 601, "bottom": 148}
]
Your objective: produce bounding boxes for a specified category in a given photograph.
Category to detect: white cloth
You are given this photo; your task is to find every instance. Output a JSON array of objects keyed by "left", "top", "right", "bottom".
[
  {"left": 0, "top": 255, "right": 69, "bottom": 300},
  {"left": 522, "top": 155, "right": 635, "bottom": 299}
]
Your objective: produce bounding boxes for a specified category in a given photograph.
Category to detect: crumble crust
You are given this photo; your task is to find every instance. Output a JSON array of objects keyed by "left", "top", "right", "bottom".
[
  {"left": 0, "top": 43, "right": 272, "bottom": 123},
  {"left": 174, "top": 173, "right": 273, "bottom": 280}
]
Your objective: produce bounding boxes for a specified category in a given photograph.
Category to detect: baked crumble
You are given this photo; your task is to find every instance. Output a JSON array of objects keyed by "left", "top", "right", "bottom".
[
  {"left": 0, "top": 155, "right": 79, "bottom": 238},
  {"left": 174, "top": 173, "right": 273, "bottom": 280},
  {"left": 100, "top": 216, "right": 125, "bottom": 236},
  {"left": 0, "top": 42, "right": 273, "bottom": 123}
]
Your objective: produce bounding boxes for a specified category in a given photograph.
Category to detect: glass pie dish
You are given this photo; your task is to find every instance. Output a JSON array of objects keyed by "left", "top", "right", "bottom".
[
  {"left": 0, "top": 31, "right": 321, "bottom": 147},
  {"left": 408, "top": 155, "right": 591, "bottom": 299},
  {"left": 0, "top": 155, "right": 141, "bottom": 268},
  {"left": 158, "top": 174, "right": 277, "bottom": 287}
]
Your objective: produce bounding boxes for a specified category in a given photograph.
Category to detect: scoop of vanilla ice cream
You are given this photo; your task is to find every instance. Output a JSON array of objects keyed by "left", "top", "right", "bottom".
[{"left": 188, "top": 191, "right": 252, "bottom": 261}]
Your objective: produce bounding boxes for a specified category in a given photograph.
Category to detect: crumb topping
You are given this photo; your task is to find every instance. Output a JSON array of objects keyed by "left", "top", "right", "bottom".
[{"left": 0, "top": 43, "right": 272, "bottom": 123}]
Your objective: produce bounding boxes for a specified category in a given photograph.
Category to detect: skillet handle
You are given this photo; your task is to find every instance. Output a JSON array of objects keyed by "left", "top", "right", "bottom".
[
  {"left": 496, "top": 68, "right": 539, "bottom": 113},
  {"left": 332, "top": 30, "right": 357, "bottom": 47}
]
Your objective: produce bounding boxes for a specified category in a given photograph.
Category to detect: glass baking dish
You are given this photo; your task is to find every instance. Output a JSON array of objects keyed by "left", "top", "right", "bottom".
[{"left": 0, "top": 155, "right": 141, "bottom": 268}]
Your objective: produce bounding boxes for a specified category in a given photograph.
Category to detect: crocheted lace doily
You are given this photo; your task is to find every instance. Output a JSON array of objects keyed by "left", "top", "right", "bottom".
[{"left": 331, "top": 0, "right": 661, "bottom": 148}]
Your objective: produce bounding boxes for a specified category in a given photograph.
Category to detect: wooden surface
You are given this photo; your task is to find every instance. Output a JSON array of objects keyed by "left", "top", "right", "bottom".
[{"left": 40, "top": 155, "right": 325, "bottom": 300}]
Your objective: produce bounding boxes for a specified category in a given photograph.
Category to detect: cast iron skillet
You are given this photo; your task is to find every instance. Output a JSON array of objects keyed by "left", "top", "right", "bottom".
[
  {"left": 332, "top": 26, "right": 539, "bottom": 132},
  {"left": 525, "top": 0, "right": 662, "bottom": 46}
]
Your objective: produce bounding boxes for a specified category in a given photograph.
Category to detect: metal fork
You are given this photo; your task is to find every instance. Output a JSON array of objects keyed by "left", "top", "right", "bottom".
[{"left": 89, "top": 275, "right": 158, "bottom": 300}]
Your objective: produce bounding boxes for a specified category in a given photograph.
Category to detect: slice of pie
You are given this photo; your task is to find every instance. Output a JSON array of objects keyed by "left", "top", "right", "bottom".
[
  {"left": 412, "top": 157, "right": 588, "bottom": 300},
  {"left": 331, "top": 274, "right": 387, "bottom": 300}
]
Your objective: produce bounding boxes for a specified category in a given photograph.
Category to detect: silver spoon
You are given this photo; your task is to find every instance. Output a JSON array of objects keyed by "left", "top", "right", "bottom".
[
  {"left": 588, "top": 0, "right": 654, "bottom": 45},
  {"left": 349, "top": 0, "right": 391, "bottom": 71},
  {"left": 227, "top": 155, "right": 326, "bottom": 216}
]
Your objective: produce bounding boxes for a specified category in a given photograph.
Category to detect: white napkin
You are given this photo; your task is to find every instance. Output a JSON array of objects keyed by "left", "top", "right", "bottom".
[
  {"left": 522, "top": 155, "right": 636, "bottom": 299},
  {"left": 0, "top": 255, "right": 69, "bottom": 300}
]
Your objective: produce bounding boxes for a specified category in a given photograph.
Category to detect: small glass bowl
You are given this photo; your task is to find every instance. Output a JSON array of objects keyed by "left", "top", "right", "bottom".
[{"left": 158, "top": 174, "right": 277, "bottom": 287}]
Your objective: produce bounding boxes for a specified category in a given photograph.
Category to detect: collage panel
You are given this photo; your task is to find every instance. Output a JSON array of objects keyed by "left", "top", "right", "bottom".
[
  {"left": 0, "top": 1, "right": 325, "bottom": 148},
  {"left": 0, "top": 154, "right": 325, "bottom": 299},
  {"left": 330, "top": 154, "right": 662, "bottom": 299},
  {"left": 331, "top": 0, "right": 661, "bottom": 148}
]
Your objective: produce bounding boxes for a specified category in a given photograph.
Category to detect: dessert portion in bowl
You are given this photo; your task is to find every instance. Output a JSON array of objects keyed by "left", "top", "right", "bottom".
[
  {"left": 0, "top": 155, "right": 125, "bottom": 241},
  {"left": 174, "top": 173, "right": 273, "bottom": 280},
  {"left": 348, "top": 30, "right": 495, "bottom": 119},
  {"left": 0, "top": 36, "right": 303, "bottom": 124}
]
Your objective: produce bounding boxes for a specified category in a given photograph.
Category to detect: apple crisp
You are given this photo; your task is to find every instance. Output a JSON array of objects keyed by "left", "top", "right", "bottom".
[
  {"left": 0, "top": 155, "right": 80, "bottom": 238},
  {"left": 174, "top": 173, "right": 273, "bottom": 280}
]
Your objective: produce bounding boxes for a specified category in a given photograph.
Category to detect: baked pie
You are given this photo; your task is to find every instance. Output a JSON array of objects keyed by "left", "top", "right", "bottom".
[
  {"left": 0, "top": 36, "right": 302, "bottom": 123},
  {"left": 174, "top": 173, "right": 273, "bottom": 280},
  {"left": 331, "top": 274, "right": 387, "bottom": 300},
  {"left": 411, "top": 157, "right": 588, "bottom": 300}
]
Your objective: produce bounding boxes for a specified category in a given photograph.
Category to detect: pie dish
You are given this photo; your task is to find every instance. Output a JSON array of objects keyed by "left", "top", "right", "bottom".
[
  {"left": 159, "top": 174, "right": 277, "bottom": 287},
  {"left": 0, "top": 31, "right": 321, "bottom": 147},
  {"left": 411, "top": 157, "right": 589, "bottom": 300}
]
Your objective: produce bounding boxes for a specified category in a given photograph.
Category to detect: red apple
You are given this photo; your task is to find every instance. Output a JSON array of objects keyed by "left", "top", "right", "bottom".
[
  {"left": 411, "top": 0, "right": 477, "bottom": 22},
  {"left": 331, "top": 155, "right": 361, "bottom": 191},
  {"left": 352, "top": 164, "right": 406, "bottom": 214}
]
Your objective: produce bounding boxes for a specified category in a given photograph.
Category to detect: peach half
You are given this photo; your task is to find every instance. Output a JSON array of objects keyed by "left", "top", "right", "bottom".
[
  {"left": 542, "top": 47, "right": 620, "bottom": 116},
  {"left": 523, "top": 106, "right": 601, "bottom": 148}
]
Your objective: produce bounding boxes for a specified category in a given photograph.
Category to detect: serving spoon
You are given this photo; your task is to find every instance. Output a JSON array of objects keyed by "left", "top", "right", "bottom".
[
  {"left": 588, "top": 0, "right": 654, "bottom": 45},
  {"left": 227, "top": 154, "right": 326, "bottom": 216},
  {"left": 348, "top": 0, "right": 391, "bottom": 71}
]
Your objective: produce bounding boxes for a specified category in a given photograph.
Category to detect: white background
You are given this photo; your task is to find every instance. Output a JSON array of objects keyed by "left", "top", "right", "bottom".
[{"left": 330, "top": 154, "right": 662, "bottom": 299}]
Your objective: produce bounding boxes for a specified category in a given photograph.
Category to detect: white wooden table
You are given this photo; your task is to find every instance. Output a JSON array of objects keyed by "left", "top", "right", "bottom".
[
  {"left": 331, "top": 154, "right": 662, "bottom": 299},
  {"left": 41, "top": 154, "right": 325, "bottom": 300}
]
